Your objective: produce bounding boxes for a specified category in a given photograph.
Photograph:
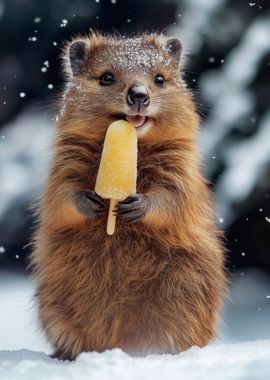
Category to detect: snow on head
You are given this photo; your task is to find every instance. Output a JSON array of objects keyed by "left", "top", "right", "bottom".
[{"left": 93, "top": 35, "right": 172, "bottom": 76}]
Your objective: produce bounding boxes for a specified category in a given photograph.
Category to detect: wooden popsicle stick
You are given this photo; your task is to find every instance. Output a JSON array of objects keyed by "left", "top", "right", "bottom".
[{"left": 107, "top": 199, "right": 118, "bottom": 235}]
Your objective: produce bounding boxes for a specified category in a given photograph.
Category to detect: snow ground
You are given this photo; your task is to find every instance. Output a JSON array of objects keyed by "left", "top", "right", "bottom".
[
  {"left": 1, "top": 270, "right": 270, "bottom": 379},
  {"left": 1, "top": 340, "right": 270, "bottom": 380}
]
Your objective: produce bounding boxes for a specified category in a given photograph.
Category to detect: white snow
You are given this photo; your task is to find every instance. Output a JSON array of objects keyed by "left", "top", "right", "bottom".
[
  {"left": 0, "top": 107, "right": 55, "bottom": 218},
  {"left": 199, "top": 17, "right": 270, "bottom": 225},
  {"left": 0, "top": 272, "right": 50, "bottom": 353},
  {"left": 33, "top": 17, "right": 42, "bottom": 24},
  {"left": 173, "top": 4, "right": 270, "bottom": 226},
  {"left": 60, "top": 19, "right": 68, "bottom": 28},
  {"left": 1, "top": 270, "right": 270, "bottom": 379},
  {"left": 0, "top": 340, "right": 270, "bottom": 380},
  {"left": 199, "top": 17, "right": 270, "bottom": 156},
  {"left": 215, "top": 108, "right": 270, "bottom": 223}
]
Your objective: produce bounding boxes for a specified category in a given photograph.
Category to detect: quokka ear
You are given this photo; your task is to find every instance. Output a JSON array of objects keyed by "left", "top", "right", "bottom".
[
  {"left": 67, "top": 39, "right": 89, "bottom": 76},
  {"left": 165, "top": 37, "right": 182, "bottom": 66}
]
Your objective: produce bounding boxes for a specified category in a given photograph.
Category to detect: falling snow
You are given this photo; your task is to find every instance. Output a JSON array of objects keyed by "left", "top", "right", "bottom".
[
  {"left": 19, "top": 92, "right": 26, "bottom": 98},
  {"left": 60, "top": 19, "right": 68, "bottom": 27},
  {"left": 33, "top": 17, "right": 41, "bottom": 23}
]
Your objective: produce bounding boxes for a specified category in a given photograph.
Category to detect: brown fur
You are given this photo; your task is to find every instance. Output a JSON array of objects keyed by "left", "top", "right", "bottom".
[{"left": 30, "top": 32, "right": 226, "bottom": 360}]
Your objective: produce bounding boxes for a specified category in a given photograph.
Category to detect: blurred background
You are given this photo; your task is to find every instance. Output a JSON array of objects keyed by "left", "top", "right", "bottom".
[{"left": 0, "top": 0, "right": 269, "bottom": 352}]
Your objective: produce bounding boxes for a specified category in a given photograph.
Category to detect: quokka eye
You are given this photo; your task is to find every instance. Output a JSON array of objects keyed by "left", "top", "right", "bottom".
[
  {"left": 155, "top": 75, "right": 165, "bottom": 86},
  {"left": 99, "top": 73, "right": 115, "bottom": 86}
]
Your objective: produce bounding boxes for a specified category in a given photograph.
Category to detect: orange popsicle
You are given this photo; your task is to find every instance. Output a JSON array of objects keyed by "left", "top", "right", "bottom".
[{"left": 95, "top": 120, "right": 138, "bottom": 235}]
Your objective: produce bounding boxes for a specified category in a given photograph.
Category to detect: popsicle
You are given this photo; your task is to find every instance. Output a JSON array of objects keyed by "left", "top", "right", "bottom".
[{"left": 95, "top": 120, "right": 138, "bottom": 235}]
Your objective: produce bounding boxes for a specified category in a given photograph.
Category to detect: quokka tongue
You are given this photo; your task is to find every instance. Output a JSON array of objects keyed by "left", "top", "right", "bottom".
[{"left": 126, "top": 115, "right": 146, "bottom": 128}]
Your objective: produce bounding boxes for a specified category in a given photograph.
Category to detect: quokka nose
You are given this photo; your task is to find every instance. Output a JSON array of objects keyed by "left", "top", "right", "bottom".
[{"left": 126, "top": 84, "right": 150, "bottom": 107}]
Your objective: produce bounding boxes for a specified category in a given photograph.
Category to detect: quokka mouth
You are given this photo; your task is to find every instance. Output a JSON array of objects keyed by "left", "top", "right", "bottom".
[{"left": 115, "top": 113, "right": 149, "bottom": 128}]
